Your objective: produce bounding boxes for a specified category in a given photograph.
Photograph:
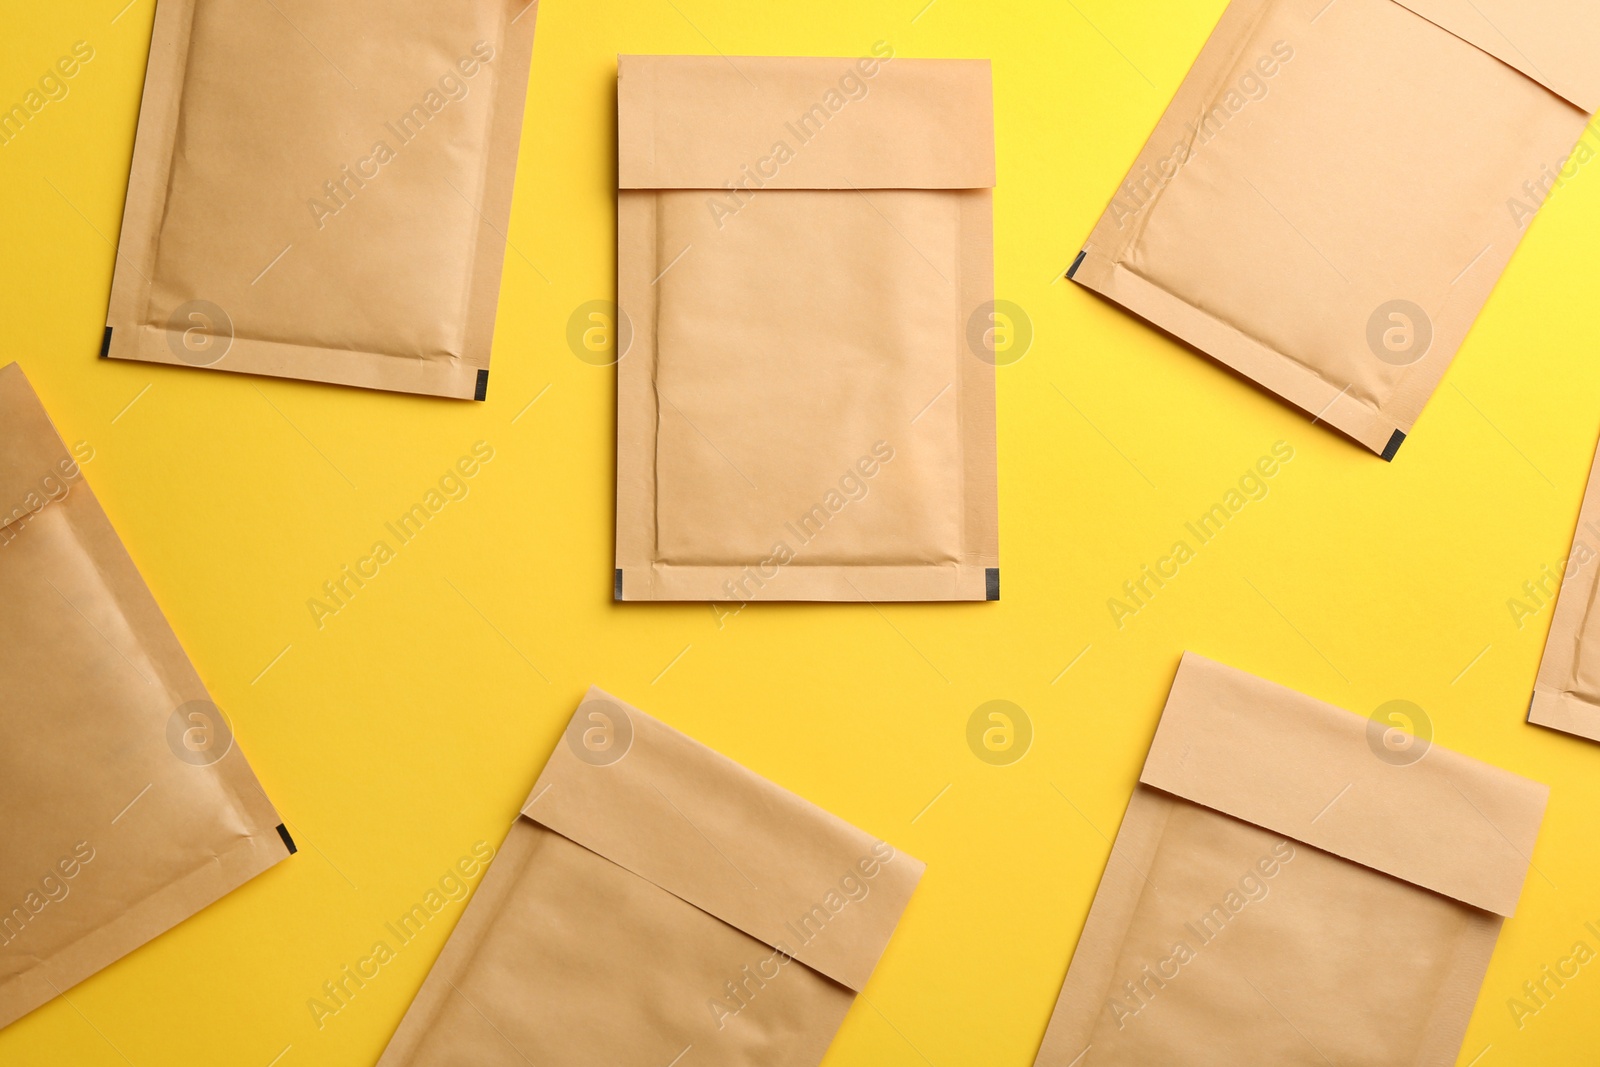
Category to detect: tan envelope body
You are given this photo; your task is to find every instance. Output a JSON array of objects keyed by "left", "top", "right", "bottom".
[
  {"left": 1035, "top": 653, "right": 1549, "bottom": 1066},
  {"left": 1071, "top": 0, "right": 1597, "bottom": 455},
  {"left": 0, "top": 363, "right": 290, "bottom": 1029},
  {"left": 379, "top": 688, "right": 924, "bottom": 1065},
  {"left": 1529, "top": 435, "right": 1600, "bottom": 742},
  {"left": 104, "top": 0, "right": 539, "bottom": 399},
  {"left": 615, "top": 55, "right": 999, "bottom": 601}
]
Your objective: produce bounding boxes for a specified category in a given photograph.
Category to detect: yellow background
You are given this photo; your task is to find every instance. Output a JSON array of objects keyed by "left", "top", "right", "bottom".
[{"left": 4, "top": 0, "right": 1599, "bottom": 1064}]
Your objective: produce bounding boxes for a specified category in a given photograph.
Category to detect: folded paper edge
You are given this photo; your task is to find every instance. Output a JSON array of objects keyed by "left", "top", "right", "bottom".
[
  {"left": 520, "top": 687, "right": 925, "bottom": 992},
  {"left": 1141, "top": 652, "right": 1549, "bottom": 917},
  {"left": 617, "top": 53, "right": 996, "bottom": 191},
  {"left": 1530, "top": 686, "right": 1600, "bottom": 743},
  {"left": 612, "top": 564, "right": 995, "bottom": 602},
  {"left": 1387, "top": 0, "right": 1597, "bottom": 113},
  {"left": 1073, "top": 242, "right": 1403, "bottom": 458},
  {"left": 105, "top": 337, "right": 486, "bottom": 400}
]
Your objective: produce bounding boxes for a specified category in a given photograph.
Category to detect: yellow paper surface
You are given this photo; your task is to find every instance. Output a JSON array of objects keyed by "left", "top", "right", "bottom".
[{"left": 5, "top": 1, "right": 1600, "bottom": 1065}]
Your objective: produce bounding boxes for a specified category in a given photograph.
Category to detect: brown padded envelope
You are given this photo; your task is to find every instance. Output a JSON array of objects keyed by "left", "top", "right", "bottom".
[
  {"left": 104, "top": 0, "right": 539, "bottom": 398},
  {"left": 379, "top": 688, "right": 924, "bottom": 1065},
  {"left": 0, "top": 363, "right": 290, "bottom": 1029},
  {"left": 1070, "top": 0, "right": 1595, "bottom": 455},
  {"left": 1033, "top": 653, "right": 1549, "bottom": 1066},
  {"left": 380, "top": 822, "right": 858, "bottom": 1065},
  {"left": 1529, "top": 433, "right": 1600, "bottom": 742},
  {"left": 615, "top": 55, "right": 999, "bottom": 602}
]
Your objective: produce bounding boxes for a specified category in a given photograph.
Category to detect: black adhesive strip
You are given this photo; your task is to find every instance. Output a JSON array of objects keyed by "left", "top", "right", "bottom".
[
  {"left": 985, "top": 568, "right": 1000, "bottom": 602},
  {"left": 473, "top": 369, "right": 489, "bottom": 402},
  {"left": 1066, "top": 251, "right": 1087, "bottom": 281},
  {"left": 1381, "top": 430, "right": 1406, "bottom": 463},
  {"left": 1528, "top": 691, "right": 1537, "bottom": 717},
  {"left": 275, "top": 823, "right": 297, "bottom": 855},
  {"left": 614, "top": 568, "right": 623, "bottom": 600},
  {"left": 99, "top": 326, "right": 112, "bottom": 359}
]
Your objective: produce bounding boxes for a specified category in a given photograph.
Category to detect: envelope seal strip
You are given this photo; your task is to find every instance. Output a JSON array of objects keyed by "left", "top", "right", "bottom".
[
  {"left": 1145, "top": 652, "right": 1549, "bottom": 917},
  {"left": 524, "top": 687, "right": 926, "bottom": 992},
  {"left": 1381, "top": 430, "right": 1406, "bottom": 463}
]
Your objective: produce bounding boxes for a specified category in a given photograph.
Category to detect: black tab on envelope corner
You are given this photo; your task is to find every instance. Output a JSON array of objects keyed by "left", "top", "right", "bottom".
[
  {"left": 985, "top": 568, "right": 1000, "bottom": 602},
  {"left": 275, "top": 823, "right": 298, "bottom": 855},
  {"left": 473, "top": 369, "right": 489, "bottom": 402},
  {"left": 1067, "top": 250, "right": 1087, "bottom": 281},
  {"left": 614, "top": 568, "right": 624, "bottom": 601},
  {"left": 1381, "top": 430, "right": 1406, "bottom": 463},
  {"left": 99, "top": 326, "right": 113, "bottom": 359}
]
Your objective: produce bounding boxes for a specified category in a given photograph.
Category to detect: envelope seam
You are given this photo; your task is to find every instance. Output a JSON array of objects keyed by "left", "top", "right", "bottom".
[
  {"left": 518, "top": 816, "right": 867, "bottom": 992},
  {"left": 1111, "top": 260, "right": 1386, "bottom": 421},
  {"left": 1383, "top": 0, "right": 1592, "bottom": 113}
]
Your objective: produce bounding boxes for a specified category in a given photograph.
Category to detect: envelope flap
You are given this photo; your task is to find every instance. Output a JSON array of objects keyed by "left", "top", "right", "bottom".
[
  {"left": 1392, "top": 0, "right": 1600, "bottom": 111},
  {"left": 618, "top": 54, "right": 995, "bottom": 190},
  {"left": 1141, "top": 654, "right": 1549, "bottom": 917},
  {"left": 523, "top": 689, "right": 925, "bottom": 992},
  {"left": 0, "top": 364, "right": 77, "bottom": 534}
]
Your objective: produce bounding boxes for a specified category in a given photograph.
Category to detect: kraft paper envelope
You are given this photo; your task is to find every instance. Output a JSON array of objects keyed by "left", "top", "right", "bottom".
[
  {"left": 103, "top": 0, "right": 540, "bottom": 399},
  {"left": 1035, "top": 652, "right": 1549, "bottom": 1067},
  {"left": 1529, "top": 434, "right": 1600, "bottom": 742},
  {"left": 379, "top": 688, "right": 924, "bottom": 1065},
  {"left": 615, "top": 54, "right": 1000, "bottom": 602},
  {"left": 0, "top": 363, "right": 293, "bottom": 1029},
  {"left": 1069, "top": 0, "right": 1600, "bottom": 458}
]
